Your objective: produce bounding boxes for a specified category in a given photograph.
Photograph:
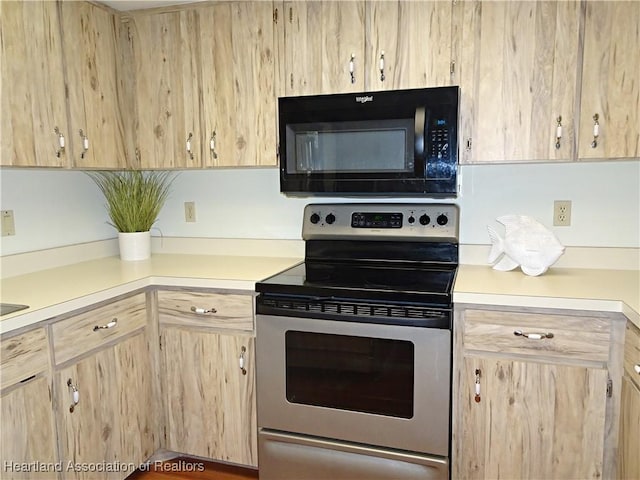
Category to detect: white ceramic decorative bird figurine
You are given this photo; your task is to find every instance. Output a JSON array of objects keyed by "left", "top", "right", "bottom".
[{"left": 487, "top": 215, "right": 565, "bottom": 276}]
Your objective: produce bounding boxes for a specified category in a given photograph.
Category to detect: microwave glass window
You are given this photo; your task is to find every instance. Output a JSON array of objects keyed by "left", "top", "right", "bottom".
[
  {"left": 285, "top": 330, "right": 415, "bottom": 418},
  {"left": 286, "top": 119, "right": 414, "bottom": 174}
]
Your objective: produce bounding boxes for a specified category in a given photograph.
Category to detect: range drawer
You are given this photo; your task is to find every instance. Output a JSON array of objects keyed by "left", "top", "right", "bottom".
[
  {"left": 1, "top": 327, "right": 49, "bottom": 390},
  {"left": 624, "top": 321, "right": 640, "bottom": 388},
  {"left": 158, "top": 290, "right": 254, "bottom": 331},
  {"left": 462, "top": 309, "right": 611, "bottom": 363},
  {"left": 51, "top": 293, "right": 147, "bottom": 365}
]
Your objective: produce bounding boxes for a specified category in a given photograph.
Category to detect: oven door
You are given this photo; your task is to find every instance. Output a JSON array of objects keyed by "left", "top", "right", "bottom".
[{"left": 256, "top": 314, "right": 451, "bottom": 456}]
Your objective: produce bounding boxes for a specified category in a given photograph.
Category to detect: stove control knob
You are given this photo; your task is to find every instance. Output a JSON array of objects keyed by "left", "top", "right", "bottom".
[
  {"left": 310, "top": 213, "right": 320, "bottom": 224},
  {"left": 419, "top": 214, "right": 431, "bottom": 226},
  {"left": 408, "top": 216, "right": 415, "bottom": 224},
  {"left": 437, "top": 214, "right": 448, "bottom": 226},
  {"left": 326, "top": 213, "right": 336, "bottom": 225}
]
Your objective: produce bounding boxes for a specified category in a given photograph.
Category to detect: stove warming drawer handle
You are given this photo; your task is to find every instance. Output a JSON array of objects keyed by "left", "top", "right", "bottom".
[{"left": 514, "top": 330, "right": 554, "bottom": 340}]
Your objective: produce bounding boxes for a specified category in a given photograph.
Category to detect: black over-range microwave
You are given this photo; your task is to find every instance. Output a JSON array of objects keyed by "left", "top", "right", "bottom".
[{"left": 278, "top": 86, "right": 459, "bottom": 197}]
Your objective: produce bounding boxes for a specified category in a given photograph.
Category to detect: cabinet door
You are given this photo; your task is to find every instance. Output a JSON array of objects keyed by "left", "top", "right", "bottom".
[
  {"left": 161, "top": 327, "right": 257, "bottom": 467},
  {"left": 0, "top": 1, "right": 67, "bottom": 167},
  {"left": 60, "top": 2, "right": 128, "bottom": 169},
  {"left": 1, "top": 377, "right": 57, "bottom": 480},
  {"left": 618, "top": 375, "right": 640, "bottom": 479},
  {"left": 199, "top": 2, "right": 277, "bottom": 167},
  {"left": 454, "top": 1, "right": 581, "bottom": 163},
  {"left": 126, "top": 10, "right": 201, "bottom": 168},
  {"left": 456, "top": 356, "right": 608, "bottom": 479},
  {"left": 578, "top": 1, "right": 640, "bottom": 160},
  {"left": 365, "top": 1, "right": 453, "bottom": 91},
  {"left": 55, "top": 333, "right": 154, "bottom": 480},
  {"left": 284, "top": 1, "right": 365, "bottom": 95}
]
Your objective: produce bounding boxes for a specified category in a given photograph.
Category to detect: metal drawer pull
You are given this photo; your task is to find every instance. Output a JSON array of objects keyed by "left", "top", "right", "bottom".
[
  {"left": 349, "top": 54, "right": 356, "bottom": 84},
  {"left": 190, "top": 306, "right": 217, "bottom": 315},
  {"left": 93, "top": 319, "right": 118, "bottom": 331},
  {"left": 555, "top": 116, "right": 562, "bottom": 149},
  {"left": 186, "top": 132, "right": 194, "bottom": 160},
  {"left": 514, "top": 330, "right": 554, "bottom": 340},
  {"left": 210, "top": 131, "right": 218, "bottom": 159},
  {"left": 239, "top": 346, "right": 247, "bottom": 375},
  {"left": 79, "top": 129, "right": 89, "bottom": 158},
  {"left": 634, "top": 364, "right": 640, "bottom": 375},
  {"left": 379, "top": 51, "right": 385, "bottom": 82},
  {"left": 591, "top": 113, "right": 599, "bottom": 148},
  {"left": 67, "top": 379, "right": 80, "bottom": 413},
  {"left": 54, "top": 126, "right": 65, "bottom": 157},
  {"left": 474, "top": 369, "right": 481, "bottom": 403}
]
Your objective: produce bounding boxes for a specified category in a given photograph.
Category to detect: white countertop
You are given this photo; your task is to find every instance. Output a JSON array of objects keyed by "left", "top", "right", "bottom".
[
  {"left": 454, "top": 265, "right": 640, "bottom": 327},
  {"left": 1, "top": 254, "right": 638, "bottom": 334},
  {"left": 0, "top": 254, "right": 302, "bottom": 334}
]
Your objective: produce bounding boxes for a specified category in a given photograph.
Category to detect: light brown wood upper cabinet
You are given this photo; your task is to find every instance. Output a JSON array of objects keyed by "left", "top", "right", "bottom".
[
  {"left": 365, "top": 1, "right": 454, "bottom": 91},
  {"left": 125, "top": 2, "right": 277, "bottom": 168},
  {"left": 453, "top": 1, "right": 581, "bottom": 163},
  {"left": 578, "top": 1, "right": 640, "bottom": 160},
  {"left": 124, "top": 9, "right": 201, "bottom": 169},
  {"left": 60, "top": 2, "right": 129, "bottom": 169},
  {"left": 199, "top": 2, "right": 278, "bottom": 167},
  {"left": 284, "top": 1, "right": 366, "bottom": 96},
  {"left": 1, "top": 1, "right": 68, "bottom": 167}
]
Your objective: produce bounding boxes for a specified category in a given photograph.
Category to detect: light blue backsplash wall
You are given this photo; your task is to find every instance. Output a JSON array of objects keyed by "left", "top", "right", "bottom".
[{"left": 1, "top": 160, "right": 639, "bottom": 256}]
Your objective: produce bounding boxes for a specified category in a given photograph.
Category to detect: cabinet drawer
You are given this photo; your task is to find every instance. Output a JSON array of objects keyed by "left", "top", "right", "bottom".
[
  {"left": 0, "top": 328, "right": 49, "bottom": 390},
  {"left": 158, "top": 290, "right": 254, "bottom": 331},
  {"left": 624, "top": 321, "right": 640, "bottom": 388},
  {"left": 462, "top": 309, "right": 611, "bottom": 363},
  {"left": 51, "top": 293, "right": 147, "bottom": 365}
]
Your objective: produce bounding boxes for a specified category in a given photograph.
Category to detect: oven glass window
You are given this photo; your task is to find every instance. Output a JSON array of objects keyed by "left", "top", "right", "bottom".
[
  {"left": 285, "top": 119, "right": 414, "bottom": 174},
  {"left": 285, "top": 331, "right": 414, "bottom": 418}
]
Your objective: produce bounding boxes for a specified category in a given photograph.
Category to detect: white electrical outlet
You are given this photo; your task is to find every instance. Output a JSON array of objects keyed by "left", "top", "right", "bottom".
[
  {"left": 1, "top": 210, "right": 16, "bottom": 236},
  {"left": 553, "top": 200, "right": 572, "bottom": 226},
  {"left": 184, "top": 202, "right": 196, "bottom": 223}
]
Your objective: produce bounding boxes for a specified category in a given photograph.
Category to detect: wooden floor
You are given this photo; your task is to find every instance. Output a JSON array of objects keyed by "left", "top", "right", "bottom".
[{"left": 127, "top": 457, "right": 258, "bottom": 480}]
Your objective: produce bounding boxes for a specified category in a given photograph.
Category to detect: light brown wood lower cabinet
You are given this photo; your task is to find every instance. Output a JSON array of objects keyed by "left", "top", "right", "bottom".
[
  {"left": 0, "top": 377, "right": 58, "bottom": 480},
  {"left": 453, "top": 306, "right": 623, "bottom": 480},
  {"left": 618, "top": 321, "right": 640, "bottom": 479},
  {"left": 160, "top": 326, "right": 257, "bottom": 467},
  {"left": 54, "top": 332, "right": 155, "bottom": 480}
]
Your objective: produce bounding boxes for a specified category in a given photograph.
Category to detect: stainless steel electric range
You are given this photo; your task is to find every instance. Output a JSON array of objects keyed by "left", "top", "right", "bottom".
[{"left": 255, "top": 203, "right": 458, "bottom": 480}]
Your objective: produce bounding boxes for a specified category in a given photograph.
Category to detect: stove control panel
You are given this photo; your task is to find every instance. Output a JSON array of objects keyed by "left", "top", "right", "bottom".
[{"left": 303, "top": 203, "right": 459, "bottom": 241}]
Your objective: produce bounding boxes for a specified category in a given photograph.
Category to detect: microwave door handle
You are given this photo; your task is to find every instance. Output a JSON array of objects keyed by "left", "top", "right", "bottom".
[{"left": 414, "top": 107, "right": 426, "bottom": 157}]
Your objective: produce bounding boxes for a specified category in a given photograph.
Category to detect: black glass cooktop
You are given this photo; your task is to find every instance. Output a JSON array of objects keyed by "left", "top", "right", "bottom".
[{"left": 256, "top": 261, "right": 456, "bottom": 306}]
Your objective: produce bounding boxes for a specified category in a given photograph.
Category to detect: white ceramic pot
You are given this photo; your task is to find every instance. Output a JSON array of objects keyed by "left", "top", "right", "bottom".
[{"left": 118, "top": 231, "right": 151, "bottom": 261}]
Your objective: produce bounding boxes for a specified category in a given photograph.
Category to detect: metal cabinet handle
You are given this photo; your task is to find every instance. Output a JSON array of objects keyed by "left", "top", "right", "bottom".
[
  {"left": 209, "top": 131, "right": 218, "bottom": 159},
  {"left": 474, "top": 369, "right": 481, "bottom": 403},
  {"left": 591, "top": 113, "right": 599, "bottom": 148},
  {"left": 190, "top": 306, "right": 217, "bottom": 315},
  {"left": 79, "top": 129, "right": 89, "bottom": 159},
  {"left": 514, "top": 330, "right": 554, "bottom": 340},
  {"left": 349, "top": 54, "right": 356, "bottom": 84},
  {"left": 634, "top": 364, "right": 640, "bottom": 375},
  {"left": 67, "top": 378, "right": 80, "bottom": 413},
  {"left": 54, "top": 126, "right": 65, "bottom": 157},
  {"left": 239, "top": 346, "right": 247, "bottom": 375},
  {"left": 379, "top": 51, "right": 385, "bottom": 82},
  {"left": 555, "top": 116, "right": 562, "bottom": 149},
  {"left": 93, "top": 318, "right": 118, "bottom": 331},
  {"left": 186, "top": 132, "right": 194, "bottom": 160}
]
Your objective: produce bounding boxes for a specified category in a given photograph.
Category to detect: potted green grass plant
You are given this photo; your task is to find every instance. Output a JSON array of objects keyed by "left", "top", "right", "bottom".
[{"left": 88, "top": 170, "right": 175, "bottom": 261}]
